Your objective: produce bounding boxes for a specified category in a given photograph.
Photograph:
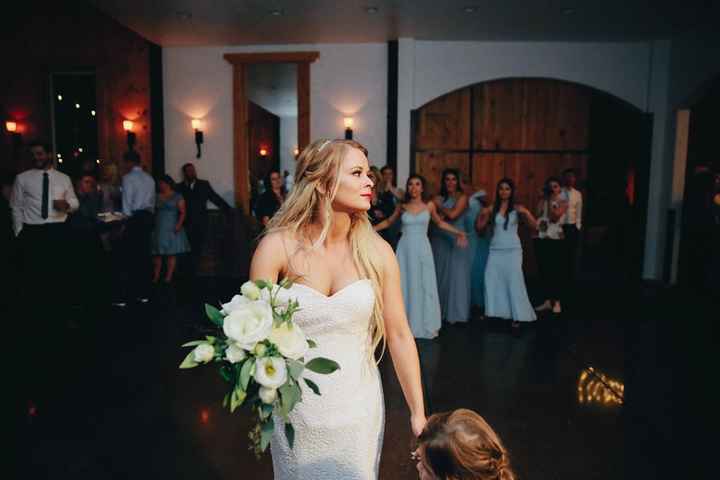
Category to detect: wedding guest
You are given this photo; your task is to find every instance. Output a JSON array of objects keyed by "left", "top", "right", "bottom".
[
  {"left": 114, "top": 150, "right": 155, "bottom": 307},
  {"left": 11, "top": 141, "right": 78, "bottom": 306},
  {"left": 534, "top": 177, "right": 569, "bottom": 314},
  {"left": 152, "top": 175, "right": 191, "bottom": 285},
  {"left": 98, "top": 163, "right": 121, "bottom": 213},
  {"left": 378, "top": 165, "right": 403, "bottom": 248},
  {"left": 468, "top": 189, "right": 490, "bottom": 314},
  {"left": 561, "top": 168, "right": 583, "bottom": 281},
  {"left": 255, "top": 169, "right": 286, "bottom": 226},
  {"left": 366, "top": 167, "right": 385, "bottom": 226},
  {"left": 476, "top": 178, "right": 538, "bottom": 333},
  {"left": 0, "top": 171, "right": 16, "bottom": 310},
  {"left": 431, "top": 168, "right": 471, "bottom": 324},
  {"left": 375, "top": 174, "right": 468, "bottom": 339},
  {"left": 415, "top": 409, "right": 516, "bottom": 480},
  {"left": 178, "top": 163, "right": 231, "bottom": 276}
]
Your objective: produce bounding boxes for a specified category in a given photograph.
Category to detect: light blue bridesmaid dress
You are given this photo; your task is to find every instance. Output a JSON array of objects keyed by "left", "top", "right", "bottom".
[
  {"left": 484, "top": 210, "right": 536, "bottom": 322},
  {"left": 397, "top": 209, "right": 442, "bottom": 339},
  {"left": 466, "top": 194, "right": 490, "bottom": 309},
  {"left": 431, "top": 196, "right": 472, "bottom": 323}
]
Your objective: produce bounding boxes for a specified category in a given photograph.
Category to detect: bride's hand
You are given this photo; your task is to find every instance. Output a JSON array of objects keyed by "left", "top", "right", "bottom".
[{"left": 411, "top": 414, "right": 427, "bottom": 437}]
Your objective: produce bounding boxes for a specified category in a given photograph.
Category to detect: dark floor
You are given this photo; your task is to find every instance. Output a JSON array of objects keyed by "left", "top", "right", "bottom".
[{"left": 12, "top": 277, "right": 715, "bottom": 479}]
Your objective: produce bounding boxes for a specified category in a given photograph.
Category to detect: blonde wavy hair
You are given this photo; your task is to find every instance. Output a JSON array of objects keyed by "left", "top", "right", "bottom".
[{"left": 265, "top": 139, "right": 386, "bottom": 361}]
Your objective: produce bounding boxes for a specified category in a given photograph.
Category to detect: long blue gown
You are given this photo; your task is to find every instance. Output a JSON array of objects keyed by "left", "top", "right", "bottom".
[
  {"left": 397, "top": 209, "right": 442, "bottom": 339},
  {"left": 466, "top": 194, "right": 490, "bottom": 309},
  {"left": 431, "top": 197, "right": 472, "bottom": 323},
  {"left": 484, "top": 211, "right": 536, "bottom": 322}
]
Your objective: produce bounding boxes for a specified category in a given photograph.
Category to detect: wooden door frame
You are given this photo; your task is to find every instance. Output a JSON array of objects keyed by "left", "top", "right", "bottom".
[{"left": 223, "top": 51, "right": 319, "bottom": 213}]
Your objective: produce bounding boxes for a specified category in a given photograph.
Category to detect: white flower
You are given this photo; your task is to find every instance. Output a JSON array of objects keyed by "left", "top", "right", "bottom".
[
  {"left": 269, "top": 322, "right": 309, "bottom": 360},
  {"left": 258, "top": 386, "right": 277, "bottom": 404},
  {"left": 225, "top": 343, "right": 247, "bottom": 363},
  {"left": 192, "top": 344, "right": 215, "bottom": 363},
  {"left": 221, "top": 294, "right": 250, "bottom": 314},
  {"left": 222, "top": 300, "right": 273, "bottom": 350},
  {"left": 241, "top": 281, "right": 261, "bottom": 301},
  {"left": 254, "top": 357, "right": 287, "bottom": 389}
]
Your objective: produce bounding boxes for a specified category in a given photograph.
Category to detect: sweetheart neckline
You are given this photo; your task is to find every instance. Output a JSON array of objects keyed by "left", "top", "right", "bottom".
[{"left": 289, "top": 278, "right": 371, "bottom": 299}]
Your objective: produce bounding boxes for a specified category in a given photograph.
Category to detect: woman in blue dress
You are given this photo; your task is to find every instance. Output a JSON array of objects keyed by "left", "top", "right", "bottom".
[
  {"left": 375, "top": 175, "right": 468, "bottom": 339},
  {"left": 475, "top": 178, "right": 539, "bottom": 332},
  {"left": 152, "top": 175, "right": 191, "bottom": 284},
  {"left": 431, "top": 169, "right": 471, "bottom": 324},
  {"left": 467, "top": 190, "right": 490, "bottom": 313}
]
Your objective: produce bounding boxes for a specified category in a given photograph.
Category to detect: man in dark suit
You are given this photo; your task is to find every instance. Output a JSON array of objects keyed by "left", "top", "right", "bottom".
[{"left": 178, "top": 163, "right": 232, "bottom": 278}]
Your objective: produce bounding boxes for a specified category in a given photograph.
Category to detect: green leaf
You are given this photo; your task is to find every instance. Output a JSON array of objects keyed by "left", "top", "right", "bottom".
[
  {"left": 287, "top": 359, "right": 304, "bottom": 381},
  {"left": 280, "top": 278, "right": 295, "bottom": 289},
  {"left": 205, "top": 304, "right": 224, "bottom": 327},
  {"left": 222, "top": 392, "right": 230, "bottom": 408},
  {"left": 305, "top": 357, "right": 340, "bottom": 374},
  {"left": 239, "top": 358, "right": 255, "bottom": 391},
  {"left": 259, "top": 403, "right": 273, "bottom": 420},
  {"left": 307, "top": 339, "right": 317, "bottom": 348},
  {"left": 230, "top": 387, "right": 246, "bottom": 413},
  {"left": 219, "top": 365, "right": 233, "bottom": 383},
  {"left": 303, "top": 378, "right": 321, "bottom": 396},
  {"left": 260, "top": 420, "right": 274, "bottom": 452},
  {"left": 181, "top": 340, "right": 206, "bottom": 347},
  {"left": 205, "top": 335, "right": 217, "bottom": 343},
  {"left": 279, "top": 383, "right": 302, "bottom": 419},
  {"left": 285, "top": 423, "right": 295, "bottom": 449},
  {"left": 254, "top": 279, "right": 270, "bottom": 290},
  {"left": 179, "top": 350, "right": 199, "bottom": 369}
]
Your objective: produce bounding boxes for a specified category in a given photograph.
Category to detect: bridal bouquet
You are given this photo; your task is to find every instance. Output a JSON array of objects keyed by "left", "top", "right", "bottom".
[{"left": 179, "top": 279, "right": 340, "bottom": 456}]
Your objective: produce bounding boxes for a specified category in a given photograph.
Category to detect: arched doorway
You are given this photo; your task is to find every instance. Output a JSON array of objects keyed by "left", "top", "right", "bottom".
[{"left": 411, "top": 78, "right": 652, "bottom": 281}]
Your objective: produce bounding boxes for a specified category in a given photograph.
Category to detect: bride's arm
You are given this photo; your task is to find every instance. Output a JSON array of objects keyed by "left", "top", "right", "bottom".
[
  {"left": 376, "top": 237, "right": 427, "bottom": 436},
  {"left": 249, "top": 231, "right": 286, "bottom": 283}
]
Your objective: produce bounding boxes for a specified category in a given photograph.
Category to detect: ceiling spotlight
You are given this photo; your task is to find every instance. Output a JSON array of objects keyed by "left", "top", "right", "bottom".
[
  {"left": 270, "top": 9, "right": 283, "bottom": 16},
  {"left": 365, "top": 6, "right": 379, "bottom": 14},
  {"left": 463, "top": 6, "right": 478, "bottom": 13}
]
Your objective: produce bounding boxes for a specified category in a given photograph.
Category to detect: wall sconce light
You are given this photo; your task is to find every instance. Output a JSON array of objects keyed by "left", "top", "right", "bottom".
[
  {"left": 259, "top": 147, "right": 268, "bottom": 157},
  {"left": 192, "top": 118, "right": 204, "bottom": 158},
  {"left": 123, "top": 120, "right": 136, "bottom": 150},
  {"left": 343, "top": 117, "right": 354, "bottom": 139},
  {"left": 5, "top": 121, "right": 22, "bottom": 147},
  {"left": 293, "top": 146, "right": 300, "bottom": 157}
]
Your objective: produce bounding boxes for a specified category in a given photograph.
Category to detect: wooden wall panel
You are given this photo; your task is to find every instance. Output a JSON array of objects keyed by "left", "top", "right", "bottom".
[
  {"left": 470, "top": 154, "right": 505, "bottom": 194},
  {"left": 415, "top": 152, "right": 469, "bottom": 197},
  {"left": 415, "top": 89, "right": 470, "bottom": 150},
  {"left": 473, "top": 79, "right": 525, "bottom": 150}
]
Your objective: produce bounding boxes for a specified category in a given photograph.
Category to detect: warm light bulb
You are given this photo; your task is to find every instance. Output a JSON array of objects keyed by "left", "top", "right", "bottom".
[
  {"left": 123, "top": 120, "right": 134, "bottom": 131},
  {"left": 91, "top": 110, "right": 96, "bottom": 116},
  {"left": 96, "top": 159, "right": 100, "bottom": 164},
  {"left": 75, "top": 103, "right": 80, "bottom": 109},
  {"left": 5, "top": 121, "right": 17, "bottom": 132},
  {"left": 343, "top": 117, "right": 354, "bottom": 128},
  {"left": 191, "top": 118, "right": 202, "bottom": 130},
  {"left": 57, "top": 94, "right": 63, "bottom": 101},
  {"left": 259, "top": 148, "right": 268, "bottom": 156},
  {"left": 78, "top": 147, "right": 84, "bottom": 153},
  {"left": 293, "top": 147, "right": 300, "bottom": 156}
]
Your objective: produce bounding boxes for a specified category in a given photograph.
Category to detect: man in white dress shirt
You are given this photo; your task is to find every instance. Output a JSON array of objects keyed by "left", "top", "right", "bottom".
[
  {"left": 11, "top": 140, "right": 79, "bottom": 305},
  {"left": 561, "top": 168, "right": 583, "bottom": 287},
  {"left": 113, "top": 150, "right": 155, "bottom": 306}
]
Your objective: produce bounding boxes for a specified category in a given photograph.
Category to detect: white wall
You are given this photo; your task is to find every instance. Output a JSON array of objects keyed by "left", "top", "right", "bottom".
[
  {"left": 163, "top": 43, "right": 387, "bottom": 207},
  {"left": 396, "top": 39, "right": 672, "bottom": 280}
]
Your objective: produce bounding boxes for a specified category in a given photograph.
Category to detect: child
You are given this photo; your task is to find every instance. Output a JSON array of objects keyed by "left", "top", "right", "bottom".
[{"left": 414, "top": 409, "right": 515, "bottom": 480}]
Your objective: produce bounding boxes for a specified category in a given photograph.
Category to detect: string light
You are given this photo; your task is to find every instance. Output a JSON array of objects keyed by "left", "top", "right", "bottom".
[{"left": 577, "top": 367, "right": 624, "bottom": 407}]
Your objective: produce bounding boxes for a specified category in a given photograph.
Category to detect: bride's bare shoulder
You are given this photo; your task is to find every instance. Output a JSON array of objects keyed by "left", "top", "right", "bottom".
[
  {"left": 370, "top": 233, "right": 397, "bottom": 268},
  {"left": 251, "top": 230, "right": 293, "bottom": 279}
]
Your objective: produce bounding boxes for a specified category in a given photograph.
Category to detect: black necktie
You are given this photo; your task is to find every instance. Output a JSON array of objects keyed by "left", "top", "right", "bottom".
[{"left": 41, "top": 172, "right": 49, "bottom": 219}]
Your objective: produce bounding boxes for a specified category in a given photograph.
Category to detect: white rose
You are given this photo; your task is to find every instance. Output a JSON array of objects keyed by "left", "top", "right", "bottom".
[
  {"left": 221, "top": 294, "right": 250, "bottom": 314},
  {"left": 241, "top": 281, "right": 261, "bottom": 301},
  {"left": 225, "top": 343, "right": 247, "bottom": 363},
  {"left": 269, "top": 322, "right": 309, "bottom": 360},
  {"left": 222, "top": 300, "right": 273, "bottom": 350},
  {"left": 192, "top": 344, "right": 215, "bottom": 363},
  {"left": 255, "top": 357, "right": 287, "bottom": 389},
  {"left": 258, "top": 386, "right": 277, "bottom": 404}
]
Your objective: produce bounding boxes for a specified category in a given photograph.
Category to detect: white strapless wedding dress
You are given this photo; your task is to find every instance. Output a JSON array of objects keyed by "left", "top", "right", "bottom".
[{"left": 271, "top": 279, "right": 385, "bottom": 479}]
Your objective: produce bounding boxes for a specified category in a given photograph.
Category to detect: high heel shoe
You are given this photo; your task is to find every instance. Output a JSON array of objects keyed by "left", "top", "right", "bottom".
[{"left": 534, "top": 300, "right": 552, "bottom": 312}]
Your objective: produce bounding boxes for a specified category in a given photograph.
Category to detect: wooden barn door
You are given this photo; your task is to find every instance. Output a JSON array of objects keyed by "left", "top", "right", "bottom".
[{"left": 412, "top": 78, "right": 591, "bottom": 275}]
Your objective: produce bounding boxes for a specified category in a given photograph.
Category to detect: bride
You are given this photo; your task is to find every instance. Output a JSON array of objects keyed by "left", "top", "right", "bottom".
[{"left": 250, "top": 139, "right": 426, "bottom": 479}]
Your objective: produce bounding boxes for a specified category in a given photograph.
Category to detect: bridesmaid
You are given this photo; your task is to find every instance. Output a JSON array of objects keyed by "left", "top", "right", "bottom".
[
  {"left": 476, "top": 178, "right": 539, "bottom": 333},
  {"left": 468, "top": 190, "right": 490, "bottom": 315},
  {"left": 375, "top": 175, "right": 468, "bottom": 339},
  {"left": 431, "top": 169, "right": 470, "bottom": 324},
  {"left": 151, "top": 175, "right": 191, "bottom": 284}
]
